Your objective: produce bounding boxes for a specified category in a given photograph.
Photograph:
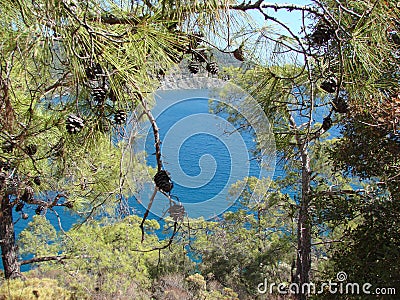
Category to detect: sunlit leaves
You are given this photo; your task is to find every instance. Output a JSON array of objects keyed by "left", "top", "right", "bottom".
[{"left": 18, "top": 215, "right": 59, "bottom": 258}]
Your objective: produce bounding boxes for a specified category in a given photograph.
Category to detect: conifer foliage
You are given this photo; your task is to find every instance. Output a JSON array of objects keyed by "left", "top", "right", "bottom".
[{"left": 0, "top": 0, "right": 232, "bottom": 279}]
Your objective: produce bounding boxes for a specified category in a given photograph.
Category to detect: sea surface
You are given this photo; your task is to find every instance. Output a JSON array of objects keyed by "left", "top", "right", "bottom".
[
  {"left": 11, "top": 87, "right": 335, "bottom": 271},
  {"left": 138, "top": 89, "right": 277, "bottom": 220},
  {"left": 10, "top": 88, "right": 276, "bottom": 271}
]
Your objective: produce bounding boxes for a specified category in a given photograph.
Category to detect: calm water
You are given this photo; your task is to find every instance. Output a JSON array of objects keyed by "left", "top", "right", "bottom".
[
  {"left": 13, "top": 88, "right": 327, "bottom": 271},
  {"left": 10, "top": 89, "right": 274, "bottom": 271},
  {"left": 140, "top": 90, "right": 275, "bottom": 219}
]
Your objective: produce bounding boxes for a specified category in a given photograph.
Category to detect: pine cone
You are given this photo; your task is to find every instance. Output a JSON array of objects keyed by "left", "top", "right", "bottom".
[
  {"left": 333, "top": 97, "right": 348, "bottom": 114},
  {"left": 233, "top": 47, "right": 245, "bottom": 61},
  {"left": 322, "top": 116, "right": 332, "bottom": 131},
  {"left": 309, "top": 23, "right": 334, "bottom": 46},
  {"left": 389, "top": 30, "right": 400, "bottom": 45},
  {"left": 15, "top": 202, "right": 24, "bottom": 212},
  {"left": 64, "top": 201, "right": 74, "bottom": 209},
  {"left": 35, "top": 205, "right": 45, "bottom": 215},
  {"left": 3, "top": 161, "right": 11, "bottom": 171},
  {"left": 66, "top": 114, "right": 85, "bottom": 134},
  {"left": 154, "top": 170, "right": 174, "bottom": 193},
  {"left": 109, "top": 89, "right": 117, "bottom": 102},
  {"left": 21, "top": 186, "right": 34, "bottom": 203},
  {"left": 168, "top": 204, "right": 185, "bottom": 222},
  {"left": 188, "top": 61, "right": 200, "bottom": 74},
  {"left": 33, "top": 176, "right": 41, "bottom": 186},
  {"left": 206, "top": 61, "right": 219, "bottom": 75},
  {"left": 85, "top": 63, "right": 103, "bottom": 80},
  {"left": 320, "top": 76, "right": 337, "bottom": 93},
  {"left": 157, "top": 69, "right": 166, "bottom": 81},
  {"left": 0, "top": 160, "right": 11, "bottom": 171},
  {"left": 25, "top": 144, "right": 37, "bottom": 156},
  {"left": 92, "top": 87, "right": 107, "bottom": 104},
  {"left": 114, "top": 110, "right": 127, "bottom": 125}
]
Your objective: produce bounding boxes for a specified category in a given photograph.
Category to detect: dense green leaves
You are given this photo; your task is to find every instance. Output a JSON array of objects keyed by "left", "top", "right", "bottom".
[
  {"left": 188, "top": 177, "right": 296, "bottom": 296},
  {"left": 0, "top": 0, "right": 241, "bottom": 281},
  {"left": 18, "top": 215, "right": 59, "bottom": 258},
  {"left": 18, "top": 215, "right": 161, "bottom": 297},
  {"left": 331, "top": 116, "right": 400, "bottom": 197}
]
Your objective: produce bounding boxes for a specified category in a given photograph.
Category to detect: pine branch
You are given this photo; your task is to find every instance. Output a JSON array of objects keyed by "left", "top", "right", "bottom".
[
  {"left": 261, "top": 2, "right": 322, "bottom": 16},
  {"left": 20, "top": 255, "right": 68, "bottom": 266},
  {"left": 311, "top": 239, "right": 344, "bottom": 246},
  {"left": 332, "top": 0, "right": 362, "bottom": 18},
  {"left": 136, "top": 92, "right": 162, "bottom": 172},
  {"left": 313, "top": 189, "right": 366, "bottom": 197},
  {"left": 139, "top": 187, "right": 158, "bottom": 243},
  {"left": 231, "top": 1, "right": 323, "bottom": 17},
  {"left": 137, "top": 221, "right": 179, "bottom": 253},
  {"left": 232, "top": 0, "right": 264, "bottom": 11},
  {"left": 86, "top": 14, "right": 140, "bottom": 26}
]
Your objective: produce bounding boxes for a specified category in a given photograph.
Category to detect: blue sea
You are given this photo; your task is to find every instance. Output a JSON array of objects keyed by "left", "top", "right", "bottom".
[
  {"left": 137, "top": 88, "right": 277, "bottom": 220},
  {"left": 11, "top": 87, "right": 336, "bottom": 271},
  {"left": 9, "top": 87, "right": 277, "bottom": 271}
]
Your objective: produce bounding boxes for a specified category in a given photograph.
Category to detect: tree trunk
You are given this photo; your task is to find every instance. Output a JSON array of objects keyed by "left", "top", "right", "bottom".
[
  {"left": 295, "top": 146, "right": 312, "bottom": 300},
  {"left": 0, "top": 192, "right": 21, "bottom": 279}
]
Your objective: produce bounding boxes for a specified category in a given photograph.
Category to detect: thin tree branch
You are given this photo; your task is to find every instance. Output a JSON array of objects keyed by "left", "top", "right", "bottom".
[
  {"left": 139, "top": 187, "right": 158, "bottom": 242},
  {"left": 312, "top": 239, "right": 343, "bottom": 246},
  {"left": 138, "top": 222, "right": 179, "bottom": 253},
  {"left": 86, "top": 14, "right": 140, "bottom": 26},
  {"left": 313, "top": 189, "right": 366, "bottom": 197},
  {"left": 136, "top": 92, "right": 162, "bottom": 172},
  {"left": 231, "top": 1, "right": 323, "bottom": 17},
  {"left": 20, "top": 255, "right": 68, "bottom": 266}
]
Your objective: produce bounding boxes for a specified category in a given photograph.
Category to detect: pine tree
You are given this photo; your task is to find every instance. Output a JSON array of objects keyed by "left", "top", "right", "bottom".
[
  {"left": 0, "top": 0, "right": 234, "bottom": 279},
  {"left": 214, "top": 1, "right": 400, "bottom": 299}
]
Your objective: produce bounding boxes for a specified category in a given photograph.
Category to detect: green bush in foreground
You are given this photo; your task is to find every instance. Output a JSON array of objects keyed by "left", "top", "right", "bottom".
[{"left": 0, "top": 277, "right": 71, "bottom": 300}]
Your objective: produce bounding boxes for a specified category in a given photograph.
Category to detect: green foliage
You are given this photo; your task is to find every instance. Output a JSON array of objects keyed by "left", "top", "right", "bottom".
[
  {"left": 309, "top": 139, "right": 363, "bottom": 225},
  {"left": 323, "top": 2, "right": 400, "bottom": 290},
  {"left": 17, "top": 215, "right": 246, "bottom": 299},
  {"left": 49, "top": 215, "right": 160, "bottom": 298},
  {"left": 326, "top": 192, "right": 400, "bottom": 298},
  {"left": 18, "top": 215, "right": 168, "bottom": 298},
  {"left": 186, "top": 273, "right": 239, "bottom": 300},
  {"left": 215, "top": 65, "right": 310, "bottom": 152},
  {"left": 17, "top": 216, "right": 59, "bottom": 258},
  {"left": 1, "top": 0, "right": 399, "bottom": 298},
  {"left": 189, "top": 177, "right": 296, "bottom": 297},
  {"left": 0, "top": 0, "right": 243, "bottom": 279},
  {"left": 0, "top": 277, "right": 71, "bottom": 300},
  {"left": 216, "top": 56, "right": 377, "bottom": 294},
  {"left": 147, "top": 238, "right": 196, "bottom": 279},
  {"left": 0, "top": 0, "right": 184, "bottom": 218},
  {"left": 331, "top": 118, "right": 400, "bottom": 197}
]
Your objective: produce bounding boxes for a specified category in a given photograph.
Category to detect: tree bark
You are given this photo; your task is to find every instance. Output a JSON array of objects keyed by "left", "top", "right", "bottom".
[
  {"left": 295, "top": 145, "right": 312, "bottom": 300},
  {"left": 20, "top": 255, "right": 68, "bottom": 265},
  {"left": 0, "top": 192, "right": 21, "bottom": 279}
]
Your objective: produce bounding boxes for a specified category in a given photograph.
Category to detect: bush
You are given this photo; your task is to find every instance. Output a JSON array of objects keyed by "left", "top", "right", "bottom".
[{"left": 0, "top": 277, "right": 71, "bottom": 300}]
